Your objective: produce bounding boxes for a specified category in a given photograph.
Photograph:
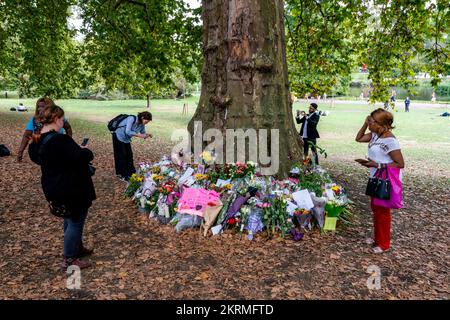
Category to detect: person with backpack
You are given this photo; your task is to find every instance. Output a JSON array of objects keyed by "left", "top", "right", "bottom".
[
  {"left": 110, "top": 112, "right": 152, "bottom": 181},
  {"left": 28, "top": 105, "right": 96, "bottom": 271},
  {"left": 17, "top": 97, "right": 72, "bottom": 162}
]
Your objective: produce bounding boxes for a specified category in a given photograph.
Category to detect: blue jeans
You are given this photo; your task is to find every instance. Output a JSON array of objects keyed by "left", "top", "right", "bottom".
[{"left": 63, "top": 208, "right": 89, "bottom": 258}]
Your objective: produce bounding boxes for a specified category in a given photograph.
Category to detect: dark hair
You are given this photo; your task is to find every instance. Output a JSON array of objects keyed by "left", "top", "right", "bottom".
[
  {"left": 138, "top": 111, "right": 152, "bottom": 123},
  {"left": 35, "top": 97, "right": 55, "bottom": 118},
  {"left": 370, "top": 108, "right": 395, "bottom": 130},
  {"left": 310, "top": 103, "right": 318, "bottom": 110}
]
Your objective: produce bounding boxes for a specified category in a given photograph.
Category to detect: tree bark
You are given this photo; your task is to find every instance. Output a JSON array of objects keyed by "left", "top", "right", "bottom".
[
  {"left": 146, "top": 94, "right": 150, "bottom": 110},
  {"left": 188, "top": 0, "right": 303, "bottom": 177}
]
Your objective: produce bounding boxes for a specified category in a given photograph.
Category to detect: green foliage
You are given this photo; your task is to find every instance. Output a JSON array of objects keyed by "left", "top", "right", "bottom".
[
  {"left": 0, "top": 0, "right": 83, "bottom": 98},
  {"left": 286, "top": 0, "right": 450, "bottom": 102},
  {"left": 0, "top": 0, "right": 448, "bottom": 104},
  {"left": 262, "top": 197, "right": 294, "bottom": 239},
  {"left": 285, "top": 0, "right": 360, "bottom": 96},
  {"left": 298, "top": 171, "right": 329, "bottom": 197},
  {"left": 78, "top": 0, "right": 202, "bottom": 98}
]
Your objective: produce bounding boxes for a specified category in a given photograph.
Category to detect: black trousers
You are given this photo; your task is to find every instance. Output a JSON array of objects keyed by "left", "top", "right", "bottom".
[
  {"left": 112, "top": 133, "right": 136, "bottom": 179},
  {"left": 303, "top": 137, "right": 319, "bottom": 165}
]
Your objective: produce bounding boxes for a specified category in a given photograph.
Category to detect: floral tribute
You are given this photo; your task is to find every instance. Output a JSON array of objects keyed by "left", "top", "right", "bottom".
[{"left": 125, "top": 151, "right": 351, "bottom": 240}]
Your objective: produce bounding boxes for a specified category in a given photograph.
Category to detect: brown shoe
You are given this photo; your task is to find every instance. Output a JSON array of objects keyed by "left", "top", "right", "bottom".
[{"left": 61, "top": 258, "right": 92, "bottom": 272}]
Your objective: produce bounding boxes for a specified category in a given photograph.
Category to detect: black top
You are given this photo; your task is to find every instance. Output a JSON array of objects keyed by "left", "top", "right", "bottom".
[
  {"left": 296, "top": 112, "right": 320, "bottom": 139},
  {"left": 38, "top": 131, "right": 96, "bottom": 211}
]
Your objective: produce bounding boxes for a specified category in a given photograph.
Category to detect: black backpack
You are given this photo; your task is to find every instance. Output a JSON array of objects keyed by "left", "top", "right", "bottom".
[
  {"left": 107, "top": 114, "right": 136, "bottom": 132},
  {"left": 0, "top": 144, "right": 11, "bottom": 157},
  {"left": 28, "top": 132, "right": 59, "bottom": 165}
]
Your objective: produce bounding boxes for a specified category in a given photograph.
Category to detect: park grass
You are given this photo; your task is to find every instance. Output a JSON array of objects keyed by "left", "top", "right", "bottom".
[{"left": 1, "top": 97, "right": 449, "bottom": 176}]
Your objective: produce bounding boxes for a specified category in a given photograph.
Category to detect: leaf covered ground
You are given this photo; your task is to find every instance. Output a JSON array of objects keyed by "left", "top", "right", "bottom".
[{"left": 0, "top": 112, "right": 448, "bottom": 299}]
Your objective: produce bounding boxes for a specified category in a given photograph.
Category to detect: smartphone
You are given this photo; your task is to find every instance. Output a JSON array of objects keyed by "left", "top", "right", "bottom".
[{"left": 81, "top": 137, "right": 89, "bottom": 146}]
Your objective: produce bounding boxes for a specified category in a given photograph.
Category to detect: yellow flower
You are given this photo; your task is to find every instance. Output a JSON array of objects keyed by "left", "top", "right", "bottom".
[
  {"left": 332, "top": 186, "right": 340, "bottom": 192},
  {"left": 195, "top": 173, "right": 208, "bottom": 181},
  {"left": 151, "top": 166, "right": 161, "bottom": 173},
  {"left": 224, "top": 184, "right": 232, "bottom": 190},
  {"left": 210, "top": 184, "right": 216, "bottom": 189},
  {"left": 201, "top": 151, "right": 212, "bottom": 163}
]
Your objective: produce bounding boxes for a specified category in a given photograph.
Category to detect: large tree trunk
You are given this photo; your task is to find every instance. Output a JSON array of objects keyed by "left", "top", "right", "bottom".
[{"left": 188, "top": 0, "right": 303, "bottom": 178}]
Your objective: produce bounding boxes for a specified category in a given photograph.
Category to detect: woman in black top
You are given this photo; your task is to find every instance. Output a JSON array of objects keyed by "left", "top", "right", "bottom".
[{"left": 32, "top": 105, "right": 96, "bottom": 271}]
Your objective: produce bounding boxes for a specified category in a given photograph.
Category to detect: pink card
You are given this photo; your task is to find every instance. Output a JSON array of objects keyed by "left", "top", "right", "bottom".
[{"left": 177, "top": 188, "right": 220, "bottom": 217}]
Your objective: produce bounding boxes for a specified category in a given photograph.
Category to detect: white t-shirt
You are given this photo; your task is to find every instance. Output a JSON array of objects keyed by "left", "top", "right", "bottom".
[{"left": 368, "top": 133, "right": 401, "bottom": 177}]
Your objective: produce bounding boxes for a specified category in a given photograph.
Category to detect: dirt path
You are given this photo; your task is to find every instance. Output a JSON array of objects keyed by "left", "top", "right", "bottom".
[{"left": 0, "top": 113, "right": 448, "bottom": 299}]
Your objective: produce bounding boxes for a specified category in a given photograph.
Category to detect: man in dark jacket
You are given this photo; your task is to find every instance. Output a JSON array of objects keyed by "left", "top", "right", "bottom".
[
  {"left": 296, "top": 103, "right": 321, "bottom": 164},
  {"left": 404, "top": 97, "right": 411, "bottom": 112}
]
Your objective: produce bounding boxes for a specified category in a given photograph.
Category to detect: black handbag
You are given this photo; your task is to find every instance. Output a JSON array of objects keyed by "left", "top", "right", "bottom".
[
  {"left": 48, "top": 202, "right": 73, "bottom": 218},
  {"left": 366, "top": 167, "right": 391, "bottom": 200},
  {"left": 0, "top": 144, "right": 11, "bottom": 157}
]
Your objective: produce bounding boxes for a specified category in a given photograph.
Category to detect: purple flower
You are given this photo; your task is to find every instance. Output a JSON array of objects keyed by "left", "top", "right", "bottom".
[{"left": 290, "top": 229, "right": 304, "bottom": 241}]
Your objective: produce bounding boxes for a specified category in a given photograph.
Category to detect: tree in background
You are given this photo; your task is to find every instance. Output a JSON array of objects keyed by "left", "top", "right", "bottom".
[
  {"left": 0, "top": 0, "right": 83, "bottom": 98},
  {"left": 78, "top": 0, "right": 202, "bottom": 105},
  {"left": 285, "top": 0, "right": 363, "bottom": 97},
  {"left": 285, "top": 0, "right": 450, "bottom": 103}
]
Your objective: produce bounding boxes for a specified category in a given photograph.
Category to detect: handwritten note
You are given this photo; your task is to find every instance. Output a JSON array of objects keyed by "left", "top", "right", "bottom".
[{"left": 178, "top": 167, "right": 194, "bottom": 184}]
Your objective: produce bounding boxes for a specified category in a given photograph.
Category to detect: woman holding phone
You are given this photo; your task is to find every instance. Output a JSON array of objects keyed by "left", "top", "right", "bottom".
[
  {"left": 29, "top": 105, "right": 96, "bottom": 271},
  {"left": 112, "top": 111, "right": 152, "bottom": 181},
  {"left": 355, "top": 108, "right": 404, "bottom": 253}
]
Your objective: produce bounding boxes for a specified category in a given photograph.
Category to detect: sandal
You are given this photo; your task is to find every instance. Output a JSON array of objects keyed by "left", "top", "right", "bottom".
[{"left": 372, "top": 246, "right": 388, "bottom": 254}]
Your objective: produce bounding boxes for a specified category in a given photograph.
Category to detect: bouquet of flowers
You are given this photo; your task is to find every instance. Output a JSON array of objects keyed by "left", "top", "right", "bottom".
[
  {"left": 228, "top": 161, "right": 257, "bottom": 180},
  {"left": 159, "top": 181, "right": 177, "bottom": 195},
  {"left": 325, "top": 184, "right": 348, "bottom": 217},
  {"left": 124, "top": 173, "right": 144, "bottom": 197},
  {"left": 262, "top": 196, "right": 294, "bottom": 238},
  {"left": 138, "top": 162, "right": 152, "bottom": 175}
]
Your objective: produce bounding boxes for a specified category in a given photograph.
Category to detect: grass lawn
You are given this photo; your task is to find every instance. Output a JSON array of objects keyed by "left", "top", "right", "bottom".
[{"left": 1, "top": 97, "right": 449, "bottom": 176}]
